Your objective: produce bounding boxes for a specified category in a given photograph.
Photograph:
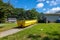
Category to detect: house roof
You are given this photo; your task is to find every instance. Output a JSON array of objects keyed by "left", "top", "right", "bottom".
[{"left": 45, "top": 13, "right": 60, "bottom": 16}]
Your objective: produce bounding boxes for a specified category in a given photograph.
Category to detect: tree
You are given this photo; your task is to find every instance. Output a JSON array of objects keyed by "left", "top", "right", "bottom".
[
  {"left": 0, "top": 0, "right": 14, "bottom": 23},
  {"left": 25, "top": 8, "right": 39, "bottom": 20},
  {"left": 0, "top": 0, "right": 6, "bottom": 23},
  {"left": 37, "top": 13, "right": 47, "bottom": 23},
  {"left": 14, "top": 8, "right": 26, "bottom": 20},
  {"left": 30, "top": 8, "right": 38, "bottom": 19}
]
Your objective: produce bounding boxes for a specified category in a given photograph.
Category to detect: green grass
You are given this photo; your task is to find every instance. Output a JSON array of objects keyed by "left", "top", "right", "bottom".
[
  {"left": 0, "top": 23, "right": 17, "bottom": 32},
  {"left": 0, "top": 23, "right": 60, "bottom": 40}
]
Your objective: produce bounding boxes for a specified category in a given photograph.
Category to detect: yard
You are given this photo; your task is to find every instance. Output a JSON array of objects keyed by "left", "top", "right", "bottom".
[
  {"left": 0, "top": 23, "right": 60, "bottom": 40},
  {"left": 0, "top": 23, "right": 17, "bottom": 32}
]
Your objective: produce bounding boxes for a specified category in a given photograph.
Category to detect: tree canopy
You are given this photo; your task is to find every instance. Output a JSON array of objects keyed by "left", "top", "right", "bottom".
[
  {"left": 0, "top": 0, "right": 14, "bottom": 23},
  {"left": 0, "top": 0, "right": 41, "bottom": 23}
]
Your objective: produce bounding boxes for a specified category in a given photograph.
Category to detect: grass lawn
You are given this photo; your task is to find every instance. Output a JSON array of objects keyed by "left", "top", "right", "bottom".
[
  {"left": 0, "top": 23, "right": 60, "bottom": 40},
  {"left": 0, "top": 23, "right": 17, "bottom": 32}
]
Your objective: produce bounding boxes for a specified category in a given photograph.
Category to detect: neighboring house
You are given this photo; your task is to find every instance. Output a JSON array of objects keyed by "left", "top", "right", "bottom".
[
  {"left": 7, "top": 18, "right": 17, "bottom": 23},
  {"left": 45, "top": 13, "right": 60, "bottom": 22},
  {"left": 6, "top": 16, "right": 17, "bottom": 23}
]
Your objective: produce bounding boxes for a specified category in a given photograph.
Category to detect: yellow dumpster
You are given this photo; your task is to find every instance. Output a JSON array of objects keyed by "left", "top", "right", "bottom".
[{"left": 17, "top": 20, "right": 37, "bottom": 28}]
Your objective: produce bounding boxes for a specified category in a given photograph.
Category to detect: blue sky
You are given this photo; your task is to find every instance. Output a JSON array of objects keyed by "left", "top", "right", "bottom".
[{"left": 3, "top": 0, "right": 60, "bottom": 13}]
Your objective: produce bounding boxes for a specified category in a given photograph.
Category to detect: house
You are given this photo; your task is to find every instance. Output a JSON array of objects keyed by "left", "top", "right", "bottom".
[
  {"left": 6, "top": 16, "right": 17, "bottom": 23},
  {"left": 7, "top": 18, "right": 17, "bottom": 23},
  {"left": 45, "top": 13, "right": 60, "bottom": 22}
]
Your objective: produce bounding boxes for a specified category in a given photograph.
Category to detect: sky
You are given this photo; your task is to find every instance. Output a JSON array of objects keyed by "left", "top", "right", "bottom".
[{"left": 3, "top": 0, "right": 60, "bottom": 13}]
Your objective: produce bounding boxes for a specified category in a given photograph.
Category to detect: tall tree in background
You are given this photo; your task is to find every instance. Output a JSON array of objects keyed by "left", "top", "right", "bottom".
[
  {"left": 0, "top": 0, "right": 14, "bottom": 23},
  {"left": 15, "top": 8, "right": 39, "bottom": 20},
  {"left": 14, "top": 8, "right": 26, "bottom": 20},
  {"left": 25, "top": 8, "right": 39, "bottom": 20},
  {"left": 0, "top": 0, "right": 6, "bottom": 23},
  {"left": 37, "top": 12, "right": 46, "bottom": 23},
  {"left": 30, "top": 8, "right": 39, "bottom": 19}
]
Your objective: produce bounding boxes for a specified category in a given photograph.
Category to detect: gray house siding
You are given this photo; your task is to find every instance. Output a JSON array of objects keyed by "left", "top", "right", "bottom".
[
  {"left": 45, "top": 14, "right": 60, "bottom": 22},
  {"left": 46, "top": 16, "right": 59, "bottom": 22}
]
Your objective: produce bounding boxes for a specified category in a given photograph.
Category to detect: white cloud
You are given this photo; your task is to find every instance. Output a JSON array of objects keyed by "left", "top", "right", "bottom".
[
  {"left": 36, "top": 3, "right": 44, "bottom": 8},
  {"left": 37, "top": 0, "right": 45, "bottom": 2},
  {"left": 49, "top": 0, "right": 60, "bottom": 6},
  {"left": 50, "top": 1, "right": 57, "bottom": 6},
  {"left": 46, "top": 1, "right": 49, "bottom": 4},
  {"left": 56, "top": 0, "right": 60, "bottom": 3},
  {"left": 46, "top": 7, "right": 60, "bottom": 13}
]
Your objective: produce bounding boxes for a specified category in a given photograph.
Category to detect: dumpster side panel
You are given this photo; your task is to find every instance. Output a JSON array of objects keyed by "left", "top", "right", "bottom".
[
  {"left": 17, "top": 20, "right": 37, "bottom": 27},
  {"left": 17, "top": 20, "right": 25, "bottom": 27},
  {"left": 24, "top": 20, "right": 37, "bottom": 27}
]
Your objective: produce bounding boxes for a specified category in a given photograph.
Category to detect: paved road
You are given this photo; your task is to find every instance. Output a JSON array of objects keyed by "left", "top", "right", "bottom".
[{"left": 0, "top": 24, "right": 36, "bottom": 38}]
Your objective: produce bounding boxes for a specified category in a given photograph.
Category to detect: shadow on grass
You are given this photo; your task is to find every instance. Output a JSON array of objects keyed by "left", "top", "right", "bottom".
[
  {"left": 14, "top": 26, "right": 24, "bottom": 28},
  {"left": 27, "top": 34, "right": 41, "bottom": 40},
  {"left": 27, "top": 32, "right": 60, "bottom": 40},
  {"left": 0, "top": 26, "right": 3, "bottom": 28}
]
